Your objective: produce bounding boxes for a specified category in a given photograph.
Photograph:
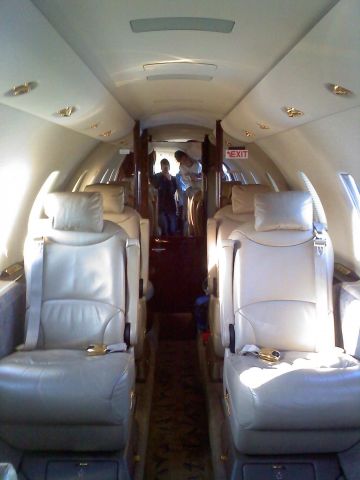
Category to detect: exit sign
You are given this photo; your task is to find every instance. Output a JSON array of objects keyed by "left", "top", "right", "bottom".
[{"left": 225, "top": 149, "right": 248, "bottom": 159}]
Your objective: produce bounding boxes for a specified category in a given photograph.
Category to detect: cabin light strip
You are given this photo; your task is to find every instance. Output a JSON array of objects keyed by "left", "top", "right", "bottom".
[
  {"left": 143, "top": 61, "right": 217, "bottom": 72},
  {"left": 130, "top": 17, "right": 235, "bottom": 33},
  {"left": 147, "top": 74, "right": 213, "bottom": 81}
]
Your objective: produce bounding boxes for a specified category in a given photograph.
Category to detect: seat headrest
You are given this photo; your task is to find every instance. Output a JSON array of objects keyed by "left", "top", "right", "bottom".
[
  {"left": 45, "top": 192, "right": 103, "bottom": 232},
  {"left": 84, "top": 184, "right": 125, "bottom": 214},
  {"left": 255, "top": 191, "right": 313, "bottom": 232},
  {"left": 232, "top": 184, "right": 271, "bottom": 214}
]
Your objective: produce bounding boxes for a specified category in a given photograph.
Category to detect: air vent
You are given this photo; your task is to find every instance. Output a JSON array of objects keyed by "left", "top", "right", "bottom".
[
  {"left": 147, "top": 74, "right": 212, "bottom": 81},
  {"left": 130, "top": 17, "right": 235, "bottom": 33},
  {"left": 143, "top": 62, "right": 217, "bottom": 72}
]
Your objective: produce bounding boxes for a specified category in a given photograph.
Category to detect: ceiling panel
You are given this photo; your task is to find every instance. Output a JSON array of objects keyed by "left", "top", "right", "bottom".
[
  {"left": 31, "top": 0, "right": 337, "bottom": 130},
  {"left": 0, "top": 0, "right": 134, "bottom": 142},
  {"left": 222, "top": 0, "right": 360, "bottom": 142}
]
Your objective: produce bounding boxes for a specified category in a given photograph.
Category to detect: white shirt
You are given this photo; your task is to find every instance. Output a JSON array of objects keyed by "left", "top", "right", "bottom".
[{"left": 179, "top": 160, "right": 202, "bottom": 190}]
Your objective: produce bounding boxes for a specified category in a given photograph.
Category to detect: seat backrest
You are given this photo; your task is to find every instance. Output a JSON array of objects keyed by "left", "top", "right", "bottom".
[
  {"left": 207, "top": 184, "right": 271, "bottom": 294},
  {"left": 24, "top": 192, "right": 138, "bottom": 349},
  {"left": 84, "top": 184, "right": 149, "bottom": 295},
  {"left": 226, "top": 191, "right": 335, "bottom": 353}
]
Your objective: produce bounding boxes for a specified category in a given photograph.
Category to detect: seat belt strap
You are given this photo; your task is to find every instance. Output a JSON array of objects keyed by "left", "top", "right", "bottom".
[
  {"left": 22, "top": 237, "right": 45, "bottom": 351},
  {"left": 313, "top": 223, "right": 329, "bottom": 352}
]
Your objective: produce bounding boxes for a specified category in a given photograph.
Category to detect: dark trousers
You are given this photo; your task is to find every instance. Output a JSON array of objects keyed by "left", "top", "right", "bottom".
[{"left": 159, "top": 211, "right": 177, "bottom": 236}]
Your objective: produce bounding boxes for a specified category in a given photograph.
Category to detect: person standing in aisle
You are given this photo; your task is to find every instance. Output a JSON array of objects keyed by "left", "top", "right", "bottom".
[{"left": 152, "top": 158, "right": 177, "bottom": 236}]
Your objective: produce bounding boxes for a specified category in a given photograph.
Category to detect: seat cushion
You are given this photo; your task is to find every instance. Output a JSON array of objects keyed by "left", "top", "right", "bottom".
[
  {"left": 0, "top": 350, "right": 135, "bottom": 426},
  {"left": 224, "top": 350, "right": 360, "bottom": 453}
]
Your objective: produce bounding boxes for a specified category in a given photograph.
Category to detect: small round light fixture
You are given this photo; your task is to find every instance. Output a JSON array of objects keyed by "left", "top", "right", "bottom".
[
  {"left": 257, "top": 122, "right": 270, "bottom": 130},
  {"left": 57, "top": 106, "right": 76, "bottom": 117},
  {"left": 99, "top": 130, "right": 112, "bottom": 137},
  {"left": 6, "top": 81, "right": 37, "bottom": 97},
  {"left": 326, "top": 83, "right": 354, "bottom": 96},
  {"left": 243, "top": 129, "right": 255, "bottom": 138},
  {"left": 283, "top": 106, "right": 304, "bottom": 118}
]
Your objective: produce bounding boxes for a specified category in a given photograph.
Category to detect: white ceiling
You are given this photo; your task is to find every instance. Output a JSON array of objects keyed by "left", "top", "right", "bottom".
[{"left": 2, "top": 0, "right": 357, "bottom": 144}]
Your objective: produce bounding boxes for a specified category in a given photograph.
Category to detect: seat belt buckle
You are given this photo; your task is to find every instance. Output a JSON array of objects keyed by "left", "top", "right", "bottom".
[
  {"left": 86, "top": 344, "right": 108, "bottom": 356},
  {"left": 314, "top": 236, "right": 326, "bottom": 256},
  {"left": 239, "top": 344, "right": 281, "bottom": 363},
  {"left": 258, "top": 348, "right": 281, "bottom": 363}
]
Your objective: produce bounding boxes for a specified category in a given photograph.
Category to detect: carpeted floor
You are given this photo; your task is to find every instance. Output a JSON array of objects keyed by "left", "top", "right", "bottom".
[{"left": 144, "top": 337, "right": 213, "bottom": 480}]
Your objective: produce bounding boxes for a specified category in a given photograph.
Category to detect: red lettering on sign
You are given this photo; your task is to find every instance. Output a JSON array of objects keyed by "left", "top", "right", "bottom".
[{"left": 225, "top": 149, "right": 248, "bottom": 159}]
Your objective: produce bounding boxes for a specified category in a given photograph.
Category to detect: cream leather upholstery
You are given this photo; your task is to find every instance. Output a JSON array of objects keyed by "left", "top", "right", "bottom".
[
  {"left": 84, "top": 184, "right": 151, "bottom": 299},
  {"left": 207, "top": 185, "right": 270, "bottom": 358},
  {"left": 220, "top": 191, "right": 360, "bottom": 454},
  {"left": 0, "top": 193, "right": 138, "bottom": 451}
]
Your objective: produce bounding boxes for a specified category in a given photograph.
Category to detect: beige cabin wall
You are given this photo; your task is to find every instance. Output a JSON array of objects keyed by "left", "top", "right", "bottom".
[
  {"left": 257, "top": 106, "right": 360, "bottom": 273},
  {"left": 0, "top": 104, "right": 98, "bottom": 272},
  {"left": 66, "top": 143, "right": 121, "bottom": 192}
]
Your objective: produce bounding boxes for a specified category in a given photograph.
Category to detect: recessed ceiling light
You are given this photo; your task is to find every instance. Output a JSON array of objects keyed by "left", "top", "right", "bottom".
[
  {"left": 283, "top": 106, "right": 304, "bottom": 118},
  {"left": 243, "top": 129, "right": 255, "bottom": 138},
  {"left": 257, "top": 122, "right": 270, "bottom": 130},
  {"left": 6, "top": 81, "right": 37, "bottom": 97},
  {"left": 147, "top": 74, "right": 213, "bottom": 81},
  {"left": 99, "top": 130, "right": 112, "bottom": 137},
  {"left": 130, "top": 17, "right": 235, "bottom": 33},
  {"left": 57, "top": 106, "right": 76, "bottom": 117},
  {"left": 143, "top": 62, "right": 217, "bottom": 72},
  {"left": 326, "top": 83, "right": 354, "bottom": 96}
]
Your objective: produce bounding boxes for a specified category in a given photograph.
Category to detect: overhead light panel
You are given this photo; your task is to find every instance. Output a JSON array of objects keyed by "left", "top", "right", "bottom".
[
  {"left": 99, "top": 130, "right": 113, "bottom": 137},
  {"left": 130, "top": 17, "right": 235, "bottom": 33},
  {"left": 57, "top": 106, "right": 76, "bottom": 117},
  {"left": 257, "top": 122, "right": 270, "bottom": 130},
  {"left": 144, "top": 62, "right": 217, "bottom": 72},
  {"left": 242, "top": 130, "right": 255, "bottom": 138},
  {"left": 6, "top": 81, "right": 37, "bottom": 97},
  {"left": 283, "top": 106, "right": 304, "bottom": 118},
  {"left": 326, "top": 83, "right": 354, "bottom": 96},
  {"left": 147, "top": 74, "right": 212, "bottom": 81}
]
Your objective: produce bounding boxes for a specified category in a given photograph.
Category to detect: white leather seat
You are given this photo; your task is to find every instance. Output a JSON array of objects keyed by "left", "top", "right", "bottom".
[
  {"left": 207, "top": 185, "right": 271, "bottom": 358},
  {"left": 220, "top": 191, "right": 360, "bottom": 454},
  {"left": 84, "top": 184, "right": 150, "bottom": 297},
  {"left": 0, "top": 192, "right": 139, "bottom": 451},
  {"left": 84, "top": 184, "right": 152, "bottom": 358}
]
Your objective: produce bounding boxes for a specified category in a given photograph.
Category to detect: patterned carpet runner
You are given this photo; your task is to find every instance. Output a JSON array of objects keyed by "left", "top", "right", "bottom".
[{"left": 144, "top": 338, "right": 213, "bottom": 479}]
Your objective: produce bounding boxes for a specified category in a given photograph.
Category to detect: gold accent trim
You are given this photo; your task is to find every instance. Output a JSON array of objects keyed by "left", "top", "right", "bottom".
[
  {"left": 90, "top": 123, "right": 99, "bottom": 129},
  {"left": 243, "top": 129, "right": 255, "bottom": 138},
  {"left": 99, "top": 130, "right": 113, "bottom": 137},
  {"left": 8, "top": 82, "right": 37, "bottom": 96},
  {"left": 332, "top": 84, "right": 353, "bottom": 96},
  {"left": 57, "top": 106, "right": 76, "bottom": 117},
  {"left": 86, "top": 344, "right": 107, "bottom": 356},
  {"left": 257, "top": 122, "right": 270, "bottom": 130},
  {"left": 283, "top": 106, "right": 304, "bottom": 118},
  {"left": 258, "top": 348, "right": 280, "bottom": 363}
]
